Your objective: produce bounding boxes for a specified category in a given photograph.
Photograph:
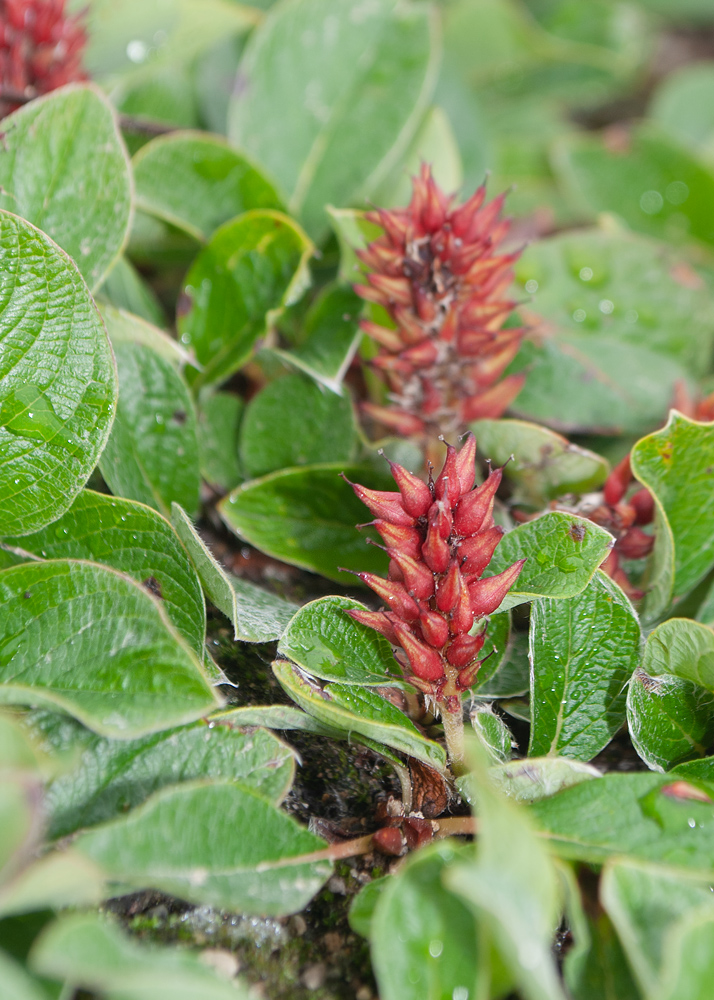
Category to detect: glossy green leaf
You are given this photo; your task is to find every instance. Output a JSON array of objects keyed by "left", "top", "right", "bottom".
[
  {"left": 529, "top": 572, "right": 640, "bottom": 760},
  {"left": 211, "top": 703, "right": 341, "bottom": 738},
  {"left": 530, "top": 771, "right": 714, "bottom": 869},
  {"left": 515, "top": 230, "right": 714, "bottom": 376},
  {"left": 0, "top": 851, "right": 105, "bottom": 919},
  {"left": 650, "top": 64, "right": 714, "bottom": 161},
  {"left": 100, "top": 303, "right": 195, "bottom": 371},
  {"left": 228, "top": 0, "right": 439, "bottom": 240},
  {"left": 278, "top": 596, "right": 400, "bottom": 686},
  {"left": 601, "top": 857, "right": 714, "bottom": 998},
  {"left": 0, "top": 560, "right": 219, "bottom": 738},
  {"left": 272, "top": 659, "right": 447, "bottom": 771},
  {"left": 84, "top": 0, "right": 257, "bottom": 83},
  {"left": 274, "top": 284, "right": 363, "bottom": 394},
  {"left": 0, "top": 85, "right": 131, "bottom": 289},
  {"left": 470, "top": 610, "right": 511, "bottom": 692},
  {"left": 75, "top": 780, "right": 331, "bottom": 915},
  {"left": 627, "top": 668, "right": 714, "bottom": 772},
  {"left": 632, "top": 412, "right": 714, "bottom": 598},
  {"left": 639, "top": 499, "right": 675, "bottom": 625},
  {"left": 348, "top": 876, "right": 389, "bottom": 938},
  {"left": 31, "top": 913, "right": 254, "bottom": 1000},
  {"left": 1, "top": 490, "right": 206, "bottom": 660},
  {"left": 97, "top": 257, "right": 166, "bottom": 328},
  {"left": 554, "top": 125, "right": 714, "bottom": 248},
  {"left": 446, "top": 744, "right": 567, "bottom": 1000},
  {"left": 644, "top": 618, "right": 714, "bottom": 692},
  {"left": 470, "top": 705, "right": 513, "bottom": 763},
  {"left": 488, "top": 757, "right": 600, "bottom": 803},
  {"left": 196, "top": 391, "right": 244, "bottom": 493},
  {"left": 28, "top": 711, "right": 294, "bottom": 838},
  {"left": 0, "top": 950, "right": 49, "bottom": 1000},
  {"left": 171, "top": 503, "right": 298, "bottom": 642},
  {"left": 370, "top": 842, "right": 482, "bottom": 1000},
  {"left": 0, "top": 212, "right": 116, "bottom": 537},
  {"left": 239, "top": 372, "right": 358, "bottom": 478},
  {"left": 219, "top": 464, "right": 391, "bottom": 584},
  {"left": 178, "top": 211, "right": 313, "bottom": 388},
  {"left": 472, "top": 418, "right": 608, "bottom": 504},
  {"left": 485, "top": 512, "right": 613, "bottom": 612},
  {"left": 133, "top": 132, "right": 283, "bottom": 241},
  {"left": 100, "top": 341, "right": 201, "bottom": 519}
]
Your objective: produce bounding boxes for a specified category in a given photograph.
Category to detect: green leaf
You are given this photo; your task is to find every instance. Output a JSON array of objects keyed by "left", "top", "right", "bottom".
[
  {"left": 0, "top": 950, "right": 49, "bottom": 1000},
  {"left": 471, "top": 610, "right": 511, "bottom": 692},
  {"left": 99, "top": 303, "right": 196, "bottom": 371},
  {"left": 29, "top": 711, "right": 294, "bottom": 838},
  {"left": 627, "top": 669, "right": 714, "bottom": 772},
  {"left": 488, "top": 757, "right": 600, "bottom": 803},
  {"left": 644, "top": 618, "right": 714, "bottom": 692},
  {"left": 196, "top": 391, "right": 244, "bottom": 493},
  {"left": 75, "top": 780, "right": 331, "bottom": 915},
  {"left": 485, "top": 512, "right": 614, "bottom": 612},
  {"left": 530, "top": 771, "right": 714, "bottom": 869},
  {"left": 446, "top": 743, "right": 567, "bottom": 1000},
  {"left": 0, "top": 560, "right": 219, "bottom": 737},
  {"left": 97, "top": 257, "right": 166, "bottom": 328},
  {"left": 554, "top": 125, "right": 714, "bottom": 248},
  {"left": 171, "top": 503, "right": 298, "bottom": 642},
  {"left": 228, "top": 0, "right": 439, "bottom": 240},
  {"left": 326, "top": 206, "right": 382, "bottom": 283},
  {"left": 211, "top": 703, "right": 341, "bottom": 738},
  {"left": 2, "top": 490, "right": 206, "bottom": 660},
  {"left": 0, "top": 712, "right": 44, "bottom": 774},
  {"left": 278, "top": 596, "right": 400, "bottom": 686},
  {"left": 0, "top": 85, "right": 131, "bottom": 290},
  {"left": 631, "top": 412, "right": 714, "bottom": 598},
  {"left": 274, "top": 284, "right": 363, "bottom": 394},
  {"left": 84, "top": 0, "right": 257, "bottom": 83},
  {"left": 133, "top": 132, "right": 283, "bottom": 241},
  {"left": 529, "top": 572, "right": 640, "bottom": 760},
  {"left": 601, "top": 857, "right": 714, "bottom": 998},
  {"left": 0, "top": 851, "right": 105, "bottom": 919},
  {"left": 100, "top": 342, "right": 201, "bottom": 519},
  {"left": 178, "top": 211, "right": 313, "bottom": 387},
  {"left": 238, "top": 372, "right": 358, "bottom": 478},
  {"left": 348, "top": 876, "right": 389, "bottom": 938},
  {"left": 370, "top": 842, "right": 482, "bottom": 1000},
  {"left": 564, "top": 909, "right": 643, "bottom": 1000},
  {"left": 272, "top": 659, "right": 447, "bottom": 771},
  {"left": 656, "top": 909, "right": 714, "bottom": 1000},
  {"left": 376, "top": 104, "right": 463, "bottom": 209},
  {"left": 470, "top": 705, "right": 513, "bottom": 763},
  {"left": 650, "top": 63, "right": 714, "bottom": 161},
  {"left": 0, "top": 212, "right": 117, "bottom": 537},
  {"left": 0, "top": 775, "right": 42, "bottom": 875},
  {"left": 219, "top": 464, "right": 391, "bottom": 585},
  {"left": 471, "top": 418, "right": 608, "bottom": 505},
  {"left": 515, "top": 229, "right": 714, "bottom": 377},
  {"left": 31, "top": 912, "right": 254, "bottom": 1000}
]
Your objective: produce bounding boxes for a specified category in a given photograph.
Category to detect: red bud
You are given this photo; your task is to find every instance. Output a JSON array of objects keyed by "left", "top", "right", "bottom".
[
  {"left": 346, "top": 608, "right": 398, "bottom": 644},
  {"left": 630, "top": 488, "right": 655, "bottom": 525},
  {"left": 460, "top": 374, "right": 525, "bottom": 421},
  {"left": 345, "top": 478, "right": 416, "bottom": 527},
  {"left": 434, "top": 445, "right": 460, "bottom": 505},
  {"left": 373, "top": 826, "right": 405, "bottom": 856},
  {"left": 468, "top": 559, "right": 526, "bottom": 617},
  {"left": 457, "top": 659, "right": 485, "bottom": 690},
  {"left": 449, "top": 585, "right": 475, "bottom": 635},
  {"left": 374, "top": 520, "right": 422, "bottom": 560},
  {"left": 393, "top": 622, "right": 445, "bottom": 681},
  {"left": 453, "top": 469, "right": 502, "bottom": 536},
  {"left": 387, "top": 460, "right": 432, "bottom": 518},
  {"left": 457, "top": 526, "right": 504, "bottom": 577},
  {"left": 428, "top": 500, "right": 453, "bottom": 539},
  {"left": 419, "top": 609, "right": 450, "bottom": 649},
  {"left": 388, "top": 550, "right": 435, "bottom": 600},
  {"left": 618, "top": 527, "right": 654, "bottom": 560},
  {"left": 446, "top": 632, "right": 485, "bottom": 667},
  {"left": 436, "top": 560, "right": 463, "bottom": 613},
  {"left": 454, "top": 433, "right": 477, "bottom": 495},
  {"left": 604, "top": 454, "right": 632, "bottom": 506},
  {"left": 357, "top": 574, "right": 420, "bottom": 621}
]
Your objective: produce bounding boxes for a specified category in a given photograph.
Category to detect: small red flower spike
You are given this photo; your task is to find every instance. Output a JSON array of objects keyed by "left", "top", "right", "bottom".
[
  {"left": 0, "top": 0, "right": 88, "bottom": 118},
  {"left": 345, "top": 434, "right": 525, "bottom": 770},
  {"left": 354, "top": 164, "right": 526, "bottom": 441}
]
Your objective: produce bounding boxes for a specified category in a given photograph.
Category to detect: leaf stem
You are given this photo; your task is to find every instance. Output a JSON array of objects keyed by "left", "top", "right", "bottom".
[{"left": 441, "top": 707, "right": 468, "bottom": 776}]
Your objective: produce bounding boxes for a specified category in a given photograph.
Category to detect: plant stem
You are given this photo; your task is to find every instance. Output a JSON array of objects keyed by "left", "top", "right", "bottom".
[{"left": 441, "top": 707, "right": 468, "bottom": 776}]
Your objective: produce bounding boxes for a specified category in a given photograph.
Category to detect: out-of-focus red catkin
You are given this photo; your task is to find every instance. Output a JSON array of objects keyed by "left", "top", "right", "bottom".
[
  {"left": 354, "top": 164, "right": 526, "bottom": 442},
  {"left": 343, "top": 434, "right": 525, "bottom": 735},
  {"left": 0, "top": 0, "right": 87, "bottom": 118},
  {"left": 588, "top": 453, "right": 654, "bottom": 600}
]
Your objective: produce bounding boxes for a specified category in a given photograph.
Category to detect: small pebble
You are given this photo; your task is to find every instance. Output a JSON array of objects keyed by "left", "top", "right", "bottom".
[
  {"left": 356, "top": 988, "right": 373, "bottom": 1000},
  {"left": 199, "top": 949, "right": 240, "bottom": 979},
  {"left": 324, "top": 932, "right": 343, "bottom": 952},
  {"left": 327, "top": 875, "right": 347, "bottom": 895},
  {"left": 302, "top": 962, "right": 327, "bottom": 990},
  {"left": 290, "top": 915, "right": 307, "bottom": 937}
]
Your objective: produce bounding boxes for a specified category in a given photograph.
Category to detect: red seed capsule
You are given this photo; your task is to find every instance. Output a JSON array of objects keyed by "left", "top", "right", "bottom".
[
  {"left": 419, "top": 609, "right": 450, "bottom": 649},
  {"left": 453, "top": 469, "right": 502, "bottom": 536},
  {"left": 434, "top": 445, "right": 460, "bottom": 505},
  {"left": 373, "top": 520, "right": 423, "bottom": 560},
  {"left": 346, "top": 608, "right": 398, "bottom": 645},
  {"left": 630, "top": 487, "right": 655, "bottom": 525},
  {"left": 446, "top": 632, "right": 486, "bottom": 667},
  {"left": 457, "top": 526, "right": 504, "bottom": 578},
  {"left": 436, "top": 560, "right": 463, "bottom": 613},
  {"left": 387, "top": 550, "right": 435, "bottom": 601},
  {"left": 393, "top": 622, "right": 445, "bottom": 681},
  {"left": 454, "top": 433, "right": 477, "bottom": 495},
  {"left": 343, "top": 478, "right": 416, "bottom": 527},
  {"left": 468, "top": 559, "right": 526, "bottom": 617},
  {"left": 387, "top": 460, "right": 433, "bottom": 518},
  {"left": 604, "top": 454, "right": 632, "bottom": 506},
  {"left": 357, "top": 574, "right": 421, "bottom": 622}
]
